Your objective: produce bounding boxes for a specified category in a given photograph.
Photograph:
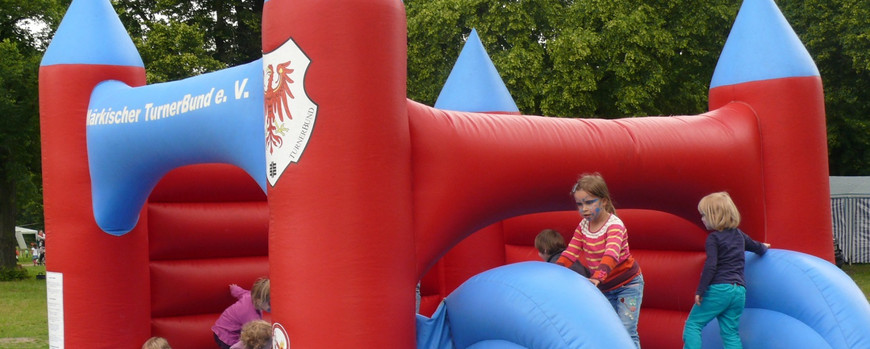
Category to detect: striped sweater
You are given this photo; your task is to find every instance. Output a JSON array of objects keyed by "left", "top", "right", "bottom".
[{"left": 557, "top": 213, "right": 641, "bottom": 291}]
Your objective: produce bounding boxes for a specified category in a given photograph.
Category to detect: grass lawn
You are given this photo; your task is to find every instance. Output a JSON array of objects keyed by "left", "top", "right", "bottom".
[
  {"left": 842, "top": 263, "right": 870, "bottom": 299},
  {"left": 0, "top": 264, "right": 48, "bottom": 349},
  {"left": 1, "top": 262, "right": 869, "bottom": 348}
]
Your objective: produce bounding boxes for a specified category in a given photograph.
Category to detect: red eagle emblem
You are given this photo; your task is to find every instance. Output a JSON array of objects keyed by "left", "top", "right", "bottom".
[{"left": 265, "top": 61, "right": 295, "bottom": 154}]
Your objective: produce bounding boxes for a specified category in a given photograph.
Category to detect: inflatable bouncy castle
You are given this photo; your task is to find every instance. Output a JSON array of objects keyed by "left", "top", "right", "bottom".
[{"left": 38, "top": 0, "right": 870, "bottom": 348}]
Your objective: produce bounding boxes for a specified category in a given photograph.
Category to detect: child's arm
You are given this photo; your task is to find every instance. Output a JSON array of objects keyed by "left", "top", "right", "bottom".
[
  {"left": 742, "top": 231, "right": 770, "bottom": 255},
  {"left": 555, "top": 255, "right": 574, "bottom": 268},
  {"left": 229, "top": 284, "right": 248, "bottom": 299},
  {"left": 568, "top": 262, "right": 591, "bottom": 278},
  {"left": 589, "top": 225, "right": 628, "bottom": 284},
  {"left": 557, "top": 231, "right": 582, "bottom": 268}
]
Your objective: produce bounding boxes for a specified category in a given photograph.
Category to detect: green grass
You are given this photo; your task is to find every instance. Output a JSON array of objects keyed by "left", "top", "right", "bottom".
[
  {"left": 0, "top": 263, "right": 868, "bottom": 349},
  {"left": 842, "top": 263, "right": 870, "bottom": 299},
  {"left": 0, "top": 265, "right": 48, "bottom": 349}
]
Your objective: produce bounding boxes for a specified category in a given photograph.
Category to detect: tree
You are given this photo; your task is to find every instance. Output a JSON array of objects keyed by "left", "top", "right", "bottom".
[
  {"left": 114, "top": 0, "right": 262, "bottom": 83},
  {"left": 0, "top": 0, "right": 67, "bottom": 270},
  {"left": 779, "top": 0, "right": 870, "bottom": 175},
  {"left": 407, "top": 0, "right": 740, "bottom": 118},
  {"left": 131, "top": 20, "right": 227, "bottom": 83}
]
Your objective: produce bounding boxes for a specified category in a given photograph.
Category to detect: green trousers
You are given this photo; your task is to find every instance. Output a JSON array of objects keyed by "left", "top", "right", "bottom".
[{"left": 682, "top": 283, "right": 746, "bottom": 349}]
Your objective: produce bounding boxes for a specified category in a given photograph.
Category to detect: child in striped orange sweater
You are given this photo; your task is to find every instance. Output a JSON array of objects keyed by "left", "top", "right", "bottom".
[{"left": 556, "top": 173, "right": 644, "bottom": 348}]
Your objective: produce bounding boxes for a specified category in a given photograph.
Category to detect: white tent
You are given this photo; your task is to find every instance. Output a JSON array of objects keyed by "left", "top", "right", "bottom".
[
  {"left": 830, "top": 176, "right": 870, "bottom": 263},
  {"left": 15, "top": 226, "right": 37, "bottom": 250}
]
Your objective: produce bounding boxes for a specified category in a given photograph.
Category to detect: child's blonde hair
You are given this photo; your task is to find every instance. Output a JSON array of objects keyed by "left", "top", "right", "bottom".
[
  {"left": 142, "top": 336, "right": 172, "bottom": 349},
  {"left": 698, "top": 191, "right": 741, "bottom": 231},
  {"left": 251, "top": 277, "right": 271, "bottom": 312},
  {"left": 240, "top": 320, "right": 272, "bottom": 349},
  {"left": 534, "top": 229, "right": 566, "bottom": 256}
]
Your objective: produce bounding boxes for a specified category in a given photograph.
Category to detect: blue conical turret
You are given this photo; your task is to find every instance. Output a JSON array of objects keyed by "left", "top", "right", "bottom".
[
  {"left": 710, "top": 0, "right": 818, "bottom": 88},
  {"left": 435, "top": 29, "right": 519, "bottom": 113},
  {"left": 41, "top": 0, "right": 143, "bottom": 67}
]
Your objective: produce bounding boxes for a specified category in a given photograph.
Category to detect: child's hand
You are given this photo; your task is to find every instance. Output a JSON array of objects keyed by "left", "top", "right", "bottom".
[
  {"left": 695, "top": 295, "right": 702, "bottom": 306},
  {"left": 763, "top": 243, "right": 771, "bottom": 248},
  {"left": 589, "top": 278, "right": 600, "bottom": 287}
]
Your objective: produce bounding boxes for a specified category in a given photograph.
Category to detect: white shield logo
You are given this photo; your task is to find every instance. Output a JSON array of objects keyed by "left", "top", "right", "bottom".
[{"left": 263, "top": 38, "right": 318, "bottom": 187}]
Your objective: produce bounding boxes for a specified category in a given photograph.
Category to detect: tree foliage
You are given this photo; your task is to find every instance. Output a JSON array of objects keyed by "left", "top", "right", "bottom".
[
  {"left": 131, "top": 20, "right": 227, "bottom": 83},
  {"left": 113, "top": 0, "right": 262, "bottom": 82},
  {"left": 0, "top": 0, "right": 67, "bottom": 268},
  {"left": 780, "top": 0, "right": 870, "bottom": 175},
  {"left": 407, "top": 0, "right": 740, "bottom": 118}
]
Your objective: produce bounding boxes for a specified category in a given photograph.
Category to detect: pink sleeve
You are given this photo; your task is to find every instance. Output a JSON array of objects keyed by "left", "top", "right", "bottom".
[{"left": 230, "top": 284, "right": 248, "bottom": 299}]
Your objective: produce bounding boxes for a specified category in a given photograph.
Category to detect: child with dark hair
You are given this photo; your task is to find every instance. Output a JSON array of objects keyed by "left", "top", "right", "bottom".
[{"left": 535, "top": 229, "right": 589, "bottom": 277}]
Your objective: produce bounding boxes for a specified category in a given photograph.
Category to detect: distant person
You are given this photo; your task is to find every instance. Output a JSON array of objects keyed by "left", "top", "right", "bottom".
[
  {"left": 556, "top": 173, "right": 644, "bottom": 348},
  {"left": 230, "top": 320, "right": 272, "bottom": 349},
  {"left": 38, "top": 245, "right": 46, "bottom": 265},
  {"left": 212, "top": 278, "right": 271, "bottom": 349},
  {"left": 682, "top": 192, "right": 769, "bottom": 349},
  {"left": 30, "top": 242, "right": 39, "bottom": 266},
  {"left": 534, "top": 228, "right": 589, "bottom": 277},
  {"left": 142, "top": 336, "right": 172, "bottom": 349},
  {"left": 36, "top": 230, "right": 46, "bottom": 248}
]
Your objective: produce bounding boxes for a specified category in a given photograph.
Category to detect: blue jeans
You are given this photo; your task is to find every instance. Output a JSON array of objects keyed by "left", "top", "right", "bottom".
[
  {"left": 603, "top": 273, "right": 644, "bottom": 348},
  {"left": 683, "top": 283, "right": 746, "bottom": 349}
]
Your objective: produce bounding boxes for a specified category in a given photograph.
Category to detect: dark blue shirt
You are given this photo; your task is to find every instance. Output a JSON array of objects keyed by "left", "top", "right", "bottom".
[
  {"left": 548, "top": 248, "right": 590, "bottom": 278},
  {"left": 696, "top": 228, "right": 768, "bottom": 296}
]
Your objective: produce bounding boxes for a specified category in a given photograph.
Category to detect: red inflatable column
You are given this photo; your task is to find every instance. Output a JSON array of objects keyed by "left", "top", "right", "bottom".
[
  {"left": 263, "top": 0, "right": 415, "bottom": 347},
  {"left": 39, "top": 3, "right": 151, "bottom": 348},
  {"left": 710, "top": 77, "right": 832, "bottom": 260},
  {"left": 707, "top": 0, "right": 833, "bottom": 260}
]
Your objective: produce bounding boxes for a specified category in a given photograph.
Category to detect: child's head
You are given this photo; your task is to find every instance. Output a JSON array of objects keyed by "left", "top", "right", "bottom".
[
  {"left": 698, "top": 191, "right": 741, "bottom": 231},
  {"left": 571, "top": 173, "right": 616, "bottom": 214},
  {"left": 239, "top": 320, "right": 272, "bottom": 349},
  {"left": 251, "top": 277, "right": 271, "bottom": 312},
  {"left": 534, "top": 229, "right": 566, "bottom": 260},
  {"left": 141, "top": 336, "right": 172, "bottom": 349}
]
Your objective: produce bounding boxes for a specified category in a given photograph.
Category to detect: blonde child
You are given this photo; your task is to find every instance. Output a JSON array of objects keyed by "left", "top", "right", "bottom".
[
  {"left": 212, "top": 278, "right": 271, "bottom": 349},
  {"left": 682, "top": 192, "right": 769, "bottom": 349},
  {"left": 556, "top": 173, "right": 644, "bottom": 348},
  {"left": 230, "top": 320, "right": 272, "bottom": 349},
  {"left": 141, "top": 336, "right": 172, "bottom": 349},
  {"left": 534, "top": 229, "right": 589, "bottom": 277}
]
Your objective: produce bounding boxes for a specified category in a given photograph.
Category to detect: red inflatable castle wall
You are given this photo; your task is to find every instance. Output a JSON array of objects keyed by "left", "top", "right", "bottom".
[{"left": 38, "top": 0, "right": 831, "bottom": 348}]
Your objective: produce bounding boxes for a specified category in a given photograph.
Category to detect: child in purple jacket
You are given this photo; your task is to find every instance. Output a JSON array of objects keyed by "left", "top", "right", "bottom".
[{"left": 212, "top": 278, "right": 271, "bottom": 349}]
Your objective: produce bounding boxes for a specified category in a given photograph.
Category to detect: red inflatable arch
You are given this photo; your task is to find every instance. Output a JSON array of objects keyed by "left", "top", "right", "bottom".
[{"left": 39, "top": 0, "right": 832, "bottom": 348}]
